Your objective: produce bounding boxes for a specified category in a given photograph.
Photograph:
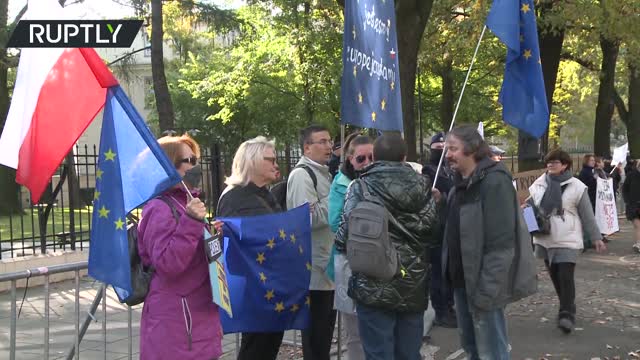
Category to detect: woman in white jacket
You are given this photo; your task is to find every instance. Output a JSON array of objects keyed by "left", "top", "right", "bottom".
[{"left": 529, "top": 149, "right": 607, "bottom": 334}]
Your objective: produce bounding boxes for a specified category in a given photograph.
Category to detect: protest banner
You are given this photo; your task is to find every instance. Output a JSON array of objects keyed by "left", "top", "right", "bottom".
[
  {"left": 513, "top": 168, "right": 546, "bottom": 203},
  {"left": 595, "top": 177, "right": 619, "bottom": 235}
]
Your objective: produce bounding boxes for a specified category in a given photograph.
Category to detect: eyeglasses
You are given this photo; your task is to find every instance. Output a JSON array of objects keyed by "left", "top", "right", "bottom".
[
  {"left": 308, "top": 139, "right": 333, "bottom": 147},
  {"left": 178, "top": 156, "right": 198, "bottom": 166},
  {"left": 355, "top": 154, "right": 373, "bottom": 164},
  {"left": 264, "top": 156, "right": 277, "bottom": 164},
  {"left": 546, "top": 160, "right": 562, "bottom": 166}
]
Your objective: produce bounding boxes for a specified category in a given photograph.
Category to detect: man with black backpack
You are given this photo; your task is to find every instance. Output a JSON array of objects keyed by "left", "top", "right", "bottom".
[
  {"left": 286, "top": 124, "right": 335, "bottom": 360},
  {"left": 334, "top": 134, "right": 439, "bottom": 360}
]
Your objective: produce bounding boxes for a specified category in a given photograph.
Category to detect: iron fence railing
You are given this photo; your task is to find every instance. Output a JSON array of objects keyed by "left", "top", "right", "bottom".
[{"left": 1, "top": 144, "right": 302, "bottom": 260}]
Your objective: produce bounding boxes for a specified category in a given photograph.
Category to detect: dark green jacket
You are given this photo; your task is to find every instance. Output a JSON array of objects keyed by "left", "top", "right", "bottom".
[
  {"left": 335, "top": 161, "right": 438, "bottom": 312},
  {"left": 443, "top": 159, "right": 537, "bottom": 312}
]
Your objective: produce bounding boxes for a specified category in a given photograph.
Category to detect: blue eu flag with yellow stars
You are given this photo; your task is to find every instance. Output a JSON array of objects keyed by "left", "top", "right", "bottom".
[
  {"left": 340, "top": 0, "right": 403, "bottom": 131},
  {"left": 88, "top": 86, "right": 181, "bottom": 300},
  {"left": 486, "top": 0, "right": 550, "bottom": 139},
  {"left": 218, "top": 204, "right": 312, "bottom": 333}
]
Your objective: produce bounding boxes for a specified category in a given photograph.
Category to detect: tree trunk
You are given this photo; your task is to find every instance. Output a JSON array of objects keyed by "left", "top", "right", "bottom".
[
  {"left": 151, "top": 0, "right": 175, "bottom": 133},
  {"left": 593, "top": 36, "right": 619, "bottom": 158},
  {"left": 0, "top": 0, "right": 21, "bottom": 215},
  {"left": 439, "top": 57, "right": 454, "bottom": 131},
  {"left": 396, "top": 1, "right": 435, "bottom": 161},
  {"left": 518, "top": 0, "right": 564, "bottom": 172},
  {"left": 627, "top": 65, "right": 640, "bottom": 158}
]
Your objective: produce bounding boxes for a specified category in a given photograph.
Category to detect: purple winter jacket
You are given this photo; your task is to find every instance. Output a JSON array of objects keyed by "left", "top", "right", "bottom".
[{"left": 137, "top": 187, "right": 222, "bottom": 360}]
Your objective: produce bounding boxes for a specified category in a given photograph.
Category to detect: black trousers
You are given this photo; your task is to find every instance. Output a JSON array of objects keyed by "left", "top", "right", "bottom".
[
  {"left": 544, "top": 260, "right": 576, "bottom": 321},
  {"left": 302, "top": 290, "right": 337, "bottom": 360},
  {"left": 237, "top": 331, "right": 284, "bottom": 360}
]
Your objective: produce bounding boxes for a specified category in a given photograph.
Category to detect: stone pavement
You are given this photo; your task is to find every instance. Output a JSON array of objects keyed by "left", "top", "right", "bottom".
[{"left": 1, "top": 219, "right": 639, "bottom": 360}]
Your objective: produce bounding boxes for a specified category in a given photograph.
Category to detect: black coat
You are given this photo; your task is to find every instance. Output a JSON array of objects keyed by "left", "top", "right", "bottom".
[
  {"left": 216, "top": 182, "right": 281, "bottom": 217},
  {"left": 623, "top": 168, "right": 640, "bottom": 221},
  {"left": 578, "top": 165, "right": 597, "bottom": 209},
  {"left": 335, "top": 161, "right": 438, "bottom": 312}
]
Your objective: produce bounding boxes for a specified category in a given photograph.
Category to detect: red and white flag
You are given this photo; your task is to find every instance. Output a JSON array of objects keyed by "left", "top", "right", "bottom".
[{"left": 0, "top": 0, "right": 117, "bottom": 203}]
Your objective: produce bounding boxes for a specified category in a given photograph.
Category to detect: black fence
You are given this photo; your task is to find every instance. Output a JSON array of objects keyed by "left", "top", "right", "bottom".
[{"left": 0, "top": 144, "right": 302, "bottom": 259}]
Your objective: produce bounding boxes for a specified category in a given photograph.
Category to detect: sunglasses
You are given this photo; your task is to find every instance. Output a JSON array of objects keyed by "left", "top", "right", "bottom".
[
  {"left": 355, "top": 154, "right": 373, "bottom": 164},
  {"left": 178, "top": 156, "right": 198, "bottom": 166}
]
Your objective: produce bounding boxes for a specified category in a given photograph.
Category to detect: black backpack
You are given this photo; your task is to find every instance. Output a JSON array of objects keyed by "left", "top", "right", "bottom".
[
  {"left": 121, "top": 196, "right": 179, "bottom": 306},
  {"left": 271, "top": 164, "right": 318, "bottom": 210}
]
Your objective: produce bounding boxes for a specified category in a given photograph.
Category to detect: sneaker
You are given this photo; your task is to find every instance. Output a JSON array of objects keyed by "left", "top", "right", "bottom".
[
  {"left": 633, "top": 244, "right": 640, "bottom": 254},
  {"left": 558, "top": 318, "right": 574, "bottom": 334},
  {"left": 434, "top": 314, "right": 458, "bottom": 328}
]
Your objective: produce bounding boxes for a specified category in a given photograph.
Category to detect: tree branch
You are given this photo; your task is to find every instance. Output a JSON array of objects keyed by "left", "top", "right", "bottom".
[
  {"left": 251, "top": 78, "right": 303, "bottom": 102},
  {"left": 613, "top": 88, "right": 629, "bottom": 127},
  {"left": 561, "top": 52, "right": 598, "bottom": 71}
]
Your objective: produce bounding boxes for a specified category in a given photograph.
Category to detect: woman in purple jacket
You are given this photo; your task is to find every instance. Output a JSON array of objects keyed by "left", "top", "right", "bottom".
[{"left": 137, "top": 134, "right": 223, "bottom": 359}]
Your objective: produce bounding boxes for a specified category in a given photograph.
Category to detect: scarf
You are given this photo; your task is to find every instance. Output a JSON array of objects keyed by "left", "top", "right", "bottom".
[{"left": 540, "top": 170, "right": 573, "bottom": 215}]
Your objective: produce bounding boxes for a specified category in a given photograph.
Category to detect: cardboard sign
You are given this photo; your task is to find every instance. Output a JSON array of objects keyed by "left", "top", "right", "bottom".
[{"left": 513, "top": 169, "right": 546, "bottom": 203}]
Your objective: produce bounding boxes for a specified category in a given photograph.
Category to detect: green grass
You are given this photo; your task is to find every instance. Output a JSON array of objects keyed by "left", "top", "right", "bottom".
[{"left": 0, "top": 207, "right": 93, "bottom": 241}]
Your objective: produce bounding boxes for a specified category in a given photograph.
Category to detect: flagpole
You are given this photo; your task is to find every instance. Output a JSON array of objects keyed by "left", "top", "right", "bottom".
[{"left": 432, "top": 25, "right": 488, "bottom": 190}]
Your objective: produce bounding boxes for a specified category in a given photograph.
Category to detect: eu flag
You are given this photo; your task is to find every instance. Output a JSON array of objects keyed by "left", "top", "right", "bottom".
[
  {"left": 340, "top": 0, "right": 403, "bottom": 131},
  {"left": 218, "top": 204, "right": 312, "bottom": 333},
  {"left": 88, "top": 86, "right": 182, "bottom": 300},
  {"left": 486, "top": 0, "right": 549, "bottom": 138}
]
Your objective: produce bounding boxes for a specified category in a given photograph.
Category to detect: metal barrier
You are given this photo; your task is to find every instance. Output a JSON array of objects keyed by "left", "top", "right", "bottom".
[{"left": 0, "top": 261, "right": 346, "bottom": 360}]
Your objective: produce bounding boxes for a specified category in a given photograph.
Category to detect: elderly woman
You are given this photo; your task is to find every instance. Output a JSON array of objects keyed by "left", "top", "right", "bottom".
[
  {"left": 328, "top": 133, "right": 373, "bottom": 360},
  {"left": 529, "top": 149, "right": 606, "bottom": 334},
  {"left": 137, "top": 134, "right": 223, "bottom": 360},
  {"left": 216, "top": 136, "right": 282, "bottom": 360}
]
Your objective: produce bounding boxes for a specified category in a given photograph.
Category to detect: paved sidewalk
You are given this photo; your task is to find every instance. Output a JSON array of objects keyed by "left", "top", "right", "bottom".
[{"left": 1, "top": 220, "right": 638, "bottom": 360}]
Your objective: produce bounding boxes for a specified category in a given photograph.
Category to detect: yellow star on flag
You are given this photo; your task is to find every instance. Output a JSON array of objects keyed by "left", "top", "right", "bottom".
[
  {"left": 538, "top": 57, "right": 542, "bottom": 64},
  {"left": 353, "top": 66, "right": 357, "bottom": 77},
  {"left": 290, "top": 304, "right": 300, "bottom": 313},
  {"left": 256, "top": 252, "right": 266, "bottom": 264},
  {"left": 306, "top": 262, "right": 312, "bottom": 271},
  {"left": 259, "top": 272, "right": 267, "bottom": 283},
  {"left": 279, "top": 229, "right": 286, "bottom": 240},
  {"left": 390, "top": 81, "right": 395, "bottom": 90},
  {"left": 371, "top": 112, "right": 377, "bottom": 122},
  {"left": 265, "top": 289, "right": 275, "bottom": 301},
  {"left": 275, "top": 302, "right": 285, "bottom": 313},
  {"left": 521, "top": 3, "right": 530, "bottom": 13},
  {"left": 104, "top": 149, "right": 117, "bottom": 161},
  {"left": 523, "top": 49, "right": 532, "bottom": 60},
  {"left": 266, "top": 238, "right": 276, "bottom": 250},
  {"left": 96, "top": 168, "right": 104, "bottom": 179},
  {"left": 352, "top": 25, "right": 356, "bottom": 40},
  {"left": 299, "top": 245, "right": 304, "bottom": 254},
  {"left": 98, "top": 205, "right": 110, "bottom": 219},
  {"left": 358, "top": 93, "right": 363, "bottom": 104},
  {"left": 290, "top": 234, "right": 296, "bottom": 244},
  {"left": 93, "top": 190, "right": 100, "bottom": 201},
  {"left": 114, "top": 217, "right": 125, "bottom": 230},
  {"left": 381, "top": 99, "right": 386, "bottom": 111},
  {"left": 305, "top": 295, "right": 311, "bottom": 306}
]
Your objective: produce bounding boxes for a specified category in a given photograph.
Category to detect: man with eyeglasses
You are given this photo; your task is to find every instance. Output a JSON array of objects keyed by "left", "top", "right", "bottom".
[{"left": 287, "top": 124, "right": 336, "bottom": 360}]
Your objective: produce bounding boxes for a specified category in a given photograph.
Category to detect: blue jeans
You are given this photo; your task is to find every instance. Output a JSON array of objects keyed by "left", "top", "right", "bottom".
[
  {"left": 356, "top": 303, "right": 424, "bottom": 360},
  {"left": 453, "top": 288, "right": 510, "bottom": 360}
]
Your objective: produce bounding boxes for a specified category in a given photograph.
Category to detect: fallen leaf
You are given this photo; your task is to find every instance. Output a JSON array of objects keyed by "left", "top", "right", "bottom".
[{"left": 606, "top": 344, "right": 613, "bottom": 349}]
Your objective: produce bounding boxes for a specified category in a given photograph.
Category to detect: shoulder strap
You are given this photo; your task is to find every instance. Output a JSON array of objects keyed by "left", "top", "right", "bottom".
[
  {"left": 295, "top": 164, "right": 318, "bottom": 191},
  {"left": 358, "top": 178, "right": 374, "bottom": 202},
  {"left": 156, "top": 196, "right": 180, "bottom": 223}
]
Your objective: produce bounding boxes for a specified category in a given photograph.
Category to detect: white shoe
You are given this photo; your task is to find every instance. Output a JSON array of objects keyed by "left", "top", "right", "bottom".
[{"left": 633, "top": 244, "right": 640, "bottom": 254}]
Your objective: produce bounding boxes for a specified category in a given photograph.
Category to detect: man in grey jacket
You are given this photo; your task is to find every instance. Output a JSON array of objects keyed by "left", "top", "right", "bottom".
[
  {"left": 443, "top": 125, "right": 537, "bottom": 360},
  {"left": 287, "top": 125, "right": 335, "bottom": 360}
]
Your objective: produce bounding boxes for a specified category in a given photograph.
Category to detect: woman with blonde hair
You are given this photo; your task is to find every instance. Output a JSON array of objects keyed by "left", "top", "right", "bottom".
[
  {"left": 216, "top": 136, "right": 283, "bottom": 360},
  {"left": 138, "top": 134, "right": 223, "bottom": 359}
]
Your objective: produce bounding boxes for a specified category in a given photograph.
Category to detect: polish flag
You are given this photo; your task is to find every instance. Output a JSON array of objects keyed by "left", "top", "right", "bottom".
[{"left": 0, "top": 1, "right": 117, "bottom": 203}]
